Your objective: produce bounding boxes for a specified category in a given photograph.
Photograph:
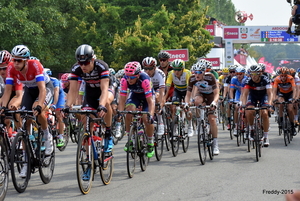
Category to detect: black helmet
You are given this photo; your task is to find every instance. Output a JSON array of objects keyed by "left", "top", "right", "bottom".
[
  {"left": 158, "top": 51, "right": 171, "bottom": 59},
  {"left": 75, "top": 44, "right": 94, "bottom": 62}
]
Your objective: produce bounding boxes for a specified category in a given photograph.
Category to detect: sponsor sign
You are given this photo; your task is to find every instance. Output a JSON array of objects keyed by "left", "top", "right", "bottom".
[
  {"left": 205, "top": 58, "right": 220, "bottom": 67},
  {"left": 205, "top": 25, "right": 215, "bottom": 36},
  {"left": 224, "top": 28, "right": 239, "bottom": 39},
  {"left": 163, "top": 49, "right": 189, "bottom": 62}
]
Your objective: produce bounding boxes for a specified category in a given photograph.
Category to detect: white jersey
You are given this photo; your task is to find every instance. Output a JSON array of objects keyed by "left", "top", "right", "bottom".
[
  {"left": 143, "top": 68, "right": 166, "bottom": 90},
  {"left": 294, "top": 74, "right": 300, "bottom": 85}
]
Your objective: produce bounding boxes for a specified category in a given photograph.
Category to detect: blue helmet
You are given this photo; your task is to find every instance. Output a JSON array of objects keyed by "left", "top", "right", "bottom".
[
  {"left": 236, "top": 66, "right": 246, "bottom": 73},
  {"left": 44, "top": 68, "right": 52, "bottom": 76}
]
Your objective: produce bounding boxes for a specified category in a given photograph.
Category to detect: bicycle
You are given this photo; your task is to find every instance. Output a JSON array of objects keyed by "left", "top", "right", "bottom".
[
  {"left": 236, "top": 105, "right": 246, "bottom": 147},
  {"left": 228, "top": 101, "right": 237, "bottom": 140},
  {"left": 8, "top": 110, "right": 55, "bottom": 193},
  {"left": 47, "top": 110, "right": 69, "bottom": 151},
  {"left": 63, "top": 105, "right": 83, "bottom": 144},
  {"left": 119, "top": 110, "right": 150, "bottom": 178},
  {"left": 245, "top": 104, "right": 267, "bottom": 162},
  {"left": 65, "top": 108, "right": 114, "bottom": 194},
  {"left": 163, "top": 104, "right": 172, "bottom": 152},
  {"left": 165, "top": 102, "right": 189, "bottom": 157},
  {"left": 217, "top": 97, "right": 226, "bottom": 130},
  {"left": 275, "top": 101, "right": 293, "bottom": 146},
  {"left": 153, "top": 104, "right": 165, "bottom": 161},
  {"left": 191, "top": 105, "right": 214, "bottom": 165},
  {"left": 0, "top": 117, "right": 9, "bottom": 200}
]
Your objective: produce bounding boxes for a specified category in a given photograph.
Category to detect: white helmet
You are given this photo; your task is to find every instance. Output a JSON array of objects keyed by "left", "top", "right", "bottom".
[{"left": 11, "top": 45, "right": 30, "bottom": 58}]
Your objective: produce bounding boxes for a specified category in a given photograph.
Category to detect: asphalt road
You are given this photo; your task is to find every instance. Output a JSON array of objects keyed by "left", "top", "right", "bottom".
[{"left": 4, "top": 115, "right": 299, "bottom": 201}]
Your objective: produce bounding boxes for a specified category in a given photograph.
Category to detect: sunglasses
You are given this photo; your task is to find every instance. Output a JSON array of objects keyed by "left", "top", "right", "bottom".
[
  {"left": 159, "top": 59, "right": 167, "bottom": 62},
  {"left": 144, "top": 67, "right": 154, "bottom": 71},
  {"left": 13, "top": 58, "right": 25, "bottom": 63},
  {"left": 173, "top": 68, "right": 182, "bottom": 71},
  {"left": 230, "top": 71, "right": 235, "bottom": 73},
  {"left": 250, "top": 72, "right": 261, "bottom": 76},
  {"left": 194, "top": 70, "right": 204, "bottom": 74},
  {"left": 280, "top": 74, "right": 287, "bottom": 77},
  {"left": 223, "top": 73, "right": 228, "bottom": 75},
  {"left": 236, "top": 73, "right": 244, "bottom": 75},
  {"left": 0, "top": 67, "right": 7, "bottom": 71},
  {"left": 78, "top": 60, "right": 91, "bottom": 66},
  {"left": 127, "top": 75, "right": 138, "bottom": 79}
]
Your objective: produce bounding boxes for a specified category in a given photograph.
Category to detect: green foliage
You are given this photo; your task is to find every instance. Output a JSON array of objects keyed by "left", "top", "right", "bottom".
[{"left": 0, "top": 0, "right": 238, "bottom": 73}]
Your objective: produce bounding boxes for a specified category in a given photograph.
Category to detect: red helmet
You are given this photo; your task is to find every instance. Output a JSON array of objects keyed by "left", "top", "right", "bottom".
[
  {"left": 0, "top": 50, "right": 12, "bottom": 65},
  {"left": 60, "top": 73, "right": 70, "bottom": 82}
]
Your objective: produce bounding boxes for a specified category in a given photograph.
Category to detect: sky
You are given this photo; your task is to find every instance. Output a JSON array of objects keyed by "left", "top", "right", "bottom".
[{"left": 230, "top": 0, "right": 291, "bottom": 26}]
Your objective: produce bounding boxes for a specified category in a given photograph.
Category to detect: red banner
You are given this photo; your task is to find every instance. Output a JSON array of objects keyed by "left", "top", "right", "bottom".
[
  {"left": 205, "top": 58, "right": 220, "bottom": 67},
  {"left": 224, "top": 28, "right": 239, "bottom": 39},
  {"left": 163, "top": 49, "right": 189, "bottom": 62}
]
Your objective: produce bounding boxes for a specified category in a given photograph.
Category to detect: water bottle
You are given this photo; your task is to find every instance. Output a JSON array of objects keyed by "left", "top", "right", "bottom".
[{"left": 138, "top": 125, "right": 144, "bottom": 135}]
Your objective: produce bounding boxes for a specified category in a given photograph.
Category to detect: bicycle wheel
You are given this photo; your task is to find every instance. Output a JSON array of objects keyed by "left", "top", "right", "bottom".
[
  {"left": 10, "top": 132, "right": 31, "bottom": 193},
  {"left": 154, "top": 131, "right": 164, "bottom": 161},
  {"left": 164, "top": 115, "right": 172, "bottom": 151},
  {"left": 39, "top": 129, "right": 55, "bottom": 184},
  {"left": 127, "top": 126, "right": 136, "bottom": 178},
  {"left": 254, "top": 119, "right": 261, "bottom": 162},
  {"left": 282, "top": 116, "right": 288, "bottom": 146},
  {"left": 236, "top": 113, "right": 242, "bottom": 147},
  {"left": 182, "top": 119, "right": 190, "bottom": 153},
  {"left": 99, "top": 140, "right": 114, "bottom": 185},
  {"left": 0, "top": 137, "right": 8, "bottom": 200},
  {"left": 139, "top": 133, "right": 149, "bottom": 172},
  {"left": 76, "top": 133, "right": 94, "bottom": 194},
  {"left": 171, "top": 116, "right": 180, "bottom": 157},
  {"left": 246, "top": 127, "right": 251, "bottom": 152},
  {"left": 198, "top": 120, "right": 206, "bottom": 165},
  {"left": 229, "top": 108, "right": 234, "bottom": 140}
]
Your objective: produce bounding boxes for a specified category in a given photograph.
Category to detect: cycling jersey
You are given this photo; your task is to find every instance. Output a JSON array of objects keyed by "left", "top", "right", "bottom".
[
  {"left": 6, "top": 60, "right": 50, "bottom": 88},
  {"left": 187, "top": 73, "right": 217, "bottom": 94},
  {"left": 208, "top": 69, "right": 219, "bottom": 79},
  {"left": 69, "top": 59, "right": 111, "bottom": 88},
  {"left": 218, "top": 75, "right": 227, "bottom": 86},
  {"left": 230, "top": 75, "right": 247, "bottom": 101},
  {"left": 158, "top": 64, "right": 173, "bottom": 73},
  {"left": 293, "top": 74, "right": 300, "bottom": 85},
  {"left": 273, "top": 75, "right": 295, "bottom": 94},
  {"left": 166, "top": 69, "right": 192, "bottom": 91},
  {"left": 244, "top": 75, "right": 271, "bottom": 101},
  {"left": 143, "top": 68, "right": 165, "bottom": 90},
  {"left": 224, "top": 75, "right": 233, "bottom": 87},
  {"left": 119, "top": 72, "right": 153, "bottom": 98},
  {"left": 50, "top": 77, "right": 65, "bottom": 109}
]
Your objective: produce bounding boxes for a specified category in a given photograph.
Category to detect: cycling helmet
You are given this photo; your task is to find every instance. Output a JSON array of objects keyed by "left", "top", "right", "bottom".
[
  {"left": 44, "top": 68, "right": 52, "bottom": 76},
  {"left": 11, "top": 45, "right": 30, "bottom": 58},
  {"left": 249, "top": 65, "right": 262, "bottom": 72},
  {"left": 142, "top": 57, "right": 157, "bottom": 67},
  {"left": 124, "top": 61, "right": 141, "bottom": 76},
  {"left": 276, "top": 68, "right": 281, "bottom": 76},
  {"left": 229, "top": 65, "right": 238, "bottom": 71},
  {"left": 297, "top": 68, "right": 300, "bottom": 73},
  {"left": 75, "top": 44, "right": 94, "bottom": 62},
  {"left": 116, "top": 69, "right": 125, "bottom": 78},
  {"left": 0, "top": 50, "right": 12, "bottom": 65},
  {"left": 206, "top": 61, "right": 212, "bottom": 69},
  {"left": 280, "top": 66, "right": 289, "bottom": 75},
  {"left": 259, "top": 63, "right": 266, "bottom": 71},
  {"left": 109, "top": 68, "right": 115, "bottom": 75},
  {"left": 222, "top": 67, "right": 229, "bottom": 74},
  {"left": 157, "top": 51, "right": 171, "bottom": 59},
  {"left": 193, "top": 61, "right": 206, "bottom": 71},
  {"left": 290, "top": 68, "right": 296, "bottom": 76},
  {"left": 60, "top": 73, "right": 70, "bottom": 82},
  {"left": 236, "top": 66, "right": 246, "bottom": 73},
  {"left": 171, "top": 59, "right": 185, "bottom": 70}
]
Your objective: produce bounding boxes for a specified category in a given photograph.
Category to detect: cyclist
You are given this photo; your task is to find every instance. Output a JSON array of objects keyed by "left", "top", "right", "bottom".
[
  {"left": 273, "top": 67, "right": 297, "bottom": 136},
  {"left": 165, "top": 59, "right": 193, "bottom": 136},
  {"left": 44, "top": 68, "right": 66, "bottom": 147},
  {"left": 223, "top": 65, "right": 237, "bottom": 130},
  {"left": 2, "top": 45, "right": 54, "bottom": 177},
  {"left": 242, "top": 65, "right": 272, "bottom": 146},
  {"left": 229, "top": 66, "right": 247, "bottom": 137},
  {"left": 65, "top": 44, "right": 114, "bottom": 152},
  {"left": 185, "top": 61, "right": 220, "bottom": 155},
  {"left": 117, "top": 61, "right": 155, "bottom": 158},
  {"left": 0, "top": 50, "right": 23, "bottom": 135},
  {"left": 158, "top": 51, "right": 173, "bottom": 101},
  {"left": 289, "top": 68, "right": 300, "bottom": 125},
  {"left": 142, "top": 57, "right": 166, "bottom": 136},
  {"left": 259, "top": 63, "right": 272, "bottom": 80}
]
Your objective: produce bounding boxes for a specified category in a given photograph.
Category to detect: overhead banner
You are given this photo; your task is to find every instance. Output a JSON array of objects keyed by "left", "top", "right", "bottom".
[{"left": 162, "top": 49, "right": 189, "bottom": 62}]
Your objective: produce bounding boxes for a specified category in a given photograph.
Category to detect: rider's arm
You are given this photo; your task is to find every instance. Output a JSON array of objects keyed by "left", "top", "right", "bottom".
[
  {"left": 164, "top": 71, "right": 173, "bottom": 101},
  {"left": 118, "top": 77, "right": 128, "bottom": 111},
  {"left": 66, "top": 80, "right": 78, "bottom": 107},
  {"left": 36, "top": 80, "right": 46, "bottom": 107},
  {"left": 292, "top": 5, "right": 298, "bottom": 15},
  {"left": 146, "top": 95, "right": 155, "bottom": 117},
  {"left": 99, "top": 78, "right": 109, "bottom": 107},
  {"left": 158, "top": 87, "right": 165, "bottom": 108},
  {"left": 241, "top": 87, "right": 249, "bottom": 106},
  {"left": 0, "top": 84, "right": 13, "bottom": 107}
]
